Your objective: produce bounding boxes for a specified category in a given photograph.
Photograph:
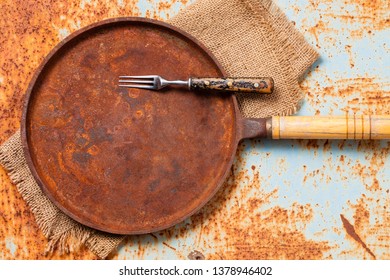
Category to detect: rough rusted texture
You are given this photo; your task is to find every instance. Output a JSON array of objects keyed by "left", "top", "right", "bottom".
[
  {"left": 340, "top": 214, "right": 376, "bottom": 259},
  {"left": 23, "top": 18, "right": 239, "bottom": 234},
  {"left": 299, "top": 0, "right": 390, "bottom": 116},
  {"left": 1, "top": 0, "right": 389, "bottom": 260},
  {"left": 108, "top": 0, "right": 389, "bottom": 260},
  {"left": 190, "top": 77, "right": 274, "bottom": 94},
  {"left": 188, "top": 250, "right": 205, "bottom": 260},
  {"left": 112, "top": 146, "right": 332, "bottom": 260},
  {"left": 240, "top": 118, "right": 269, "bottom": 140},
  {"left": 0, "top": 0, "right": 193, "bottom": 259},
  {"left": 0, "top": 165, "right": 98, "bottom": 260}
]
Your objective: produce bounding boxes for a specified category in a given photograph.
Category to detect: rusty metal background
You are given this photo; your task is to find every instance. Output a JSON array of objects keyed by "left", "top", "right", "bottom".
[{"left": 0, "top": 0, "right": 389, "bottom": 259}]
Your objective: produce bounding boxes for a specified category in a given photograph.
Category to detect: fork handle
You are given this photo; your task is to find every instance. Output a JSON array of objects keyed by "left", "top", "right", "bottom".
[{"left": 190, "top": 77, "right": 274, "bottom": 94}]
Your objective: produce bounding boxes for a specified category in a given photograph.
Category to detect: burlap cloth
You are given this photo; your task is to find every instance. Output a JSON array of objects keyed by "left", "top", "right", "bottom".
[{"left": 0, "top": 0, "right": 318, "bottom": 259}]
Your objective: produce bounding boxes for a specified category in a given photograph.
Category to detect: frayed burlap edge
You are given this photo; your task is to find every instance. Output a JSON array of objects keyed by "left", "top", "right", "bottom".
[
  {"left": 244, "top": 0, "right": 319, "bottom": 116},
  {"left": 168, "top": 0, "right": 319, "bottom": 118},
  {"left": 243, "top": 0, "right": 301, "bottom": 117},
  {"left": 0, "top": 131, "right": 124, "bottom": 259},
  {"left": 257, "top": 0, "right": 319, "bottom": 79}
]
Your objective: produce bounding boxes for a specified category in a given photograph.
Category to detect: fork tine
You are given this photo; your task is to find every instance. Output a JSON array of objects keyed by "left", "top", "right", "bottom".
[
  {"left": 118, "top": 79, "right": 154, "bottom": 84},
  {"left": 118, "top": 75, "right": 160, "bottom": 90},
  {"left": 118, "top": 84, "right": 154, "bottom": 89},
  {"left": 119, "top": 75, "right": 156, "bottom": 79}
]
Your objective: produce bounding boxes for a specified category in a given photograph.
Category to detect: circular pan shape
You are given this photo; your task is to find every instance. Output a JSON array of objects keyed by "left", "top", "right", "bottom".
[{"left": 22, "top": 18, "right": 239, "bottom": 234}]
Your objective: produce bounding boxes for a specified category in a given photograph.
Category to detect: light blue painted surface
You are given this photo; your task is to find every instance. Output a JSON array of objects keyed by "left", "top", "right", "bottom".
[
  {"left": 247, "top": 0, "right": 389, "bottom": 258},
  {"left": 116, "top": 0, "right": 389, "bottom": 259},
  {"left": 5, "top": 237, "right": 17, "bottom": 257}
]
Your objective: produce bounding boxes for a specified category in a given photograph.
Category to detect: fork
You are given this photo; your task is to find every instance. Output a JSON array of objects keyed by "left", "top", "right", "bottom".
[{"left": 118, "top": 75, "right": 274, "bottom": 94}]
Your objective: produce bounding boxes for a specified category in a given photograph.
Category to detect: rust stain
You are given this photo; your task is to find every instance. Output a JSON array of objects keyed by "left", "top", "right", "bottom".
[
  {"left": 353, "top": 141, "right": 389, "bottom": 192},
  {"left": 340, "top": 214, "right": 376, "bottom": 259},
  {"left": 346, "top": 195, "right": 390, "bottom": 259},
  {"left": 344, "top": 45, "right": 355, "bottom": 68},
  {"left": 196, "top": 147, "right": 328, "bottom": 259},
  {"left": 188, "top": 250, "right": 205, "bottom": 260},
  {"left": 0, "top": 0, "right": 188, "bottom": 259},
  {"left": 162, "top": 242, "right": 176, "bottom": 251},
  {"left": 1, "top": 0, "right": 388, "bottom": 260},
  {"left": 307, "top": 20, "right": 327, "bottom": 49},
  {"left": 204, "top": 165, "right": 330, "bottom": 260},
  {"left": 109, "top": 144, "right": 331, "bottom": 260},
  {"left": 301, "top": 77, "right": 390, "bottom": 116},
  {"left": 351, "top": 198, "right": 370, "bottom": 232},
  {"left": 306, "top": 0, "right": 389, "bottom": 41},
  {"left": 144, "top": 0, "right": 191, "bottom": 20},
  {"left": 0, "top": 0, "right": 141, "bottom": 144},
  {"left": 0, "top": 166, "right": 97, "bottom": 259},
  {"left": 300, "top": 0, "right": 390, "bottom": 119},
  {"left": 149, "top": 233, "right": 159, "bottom": 241}
]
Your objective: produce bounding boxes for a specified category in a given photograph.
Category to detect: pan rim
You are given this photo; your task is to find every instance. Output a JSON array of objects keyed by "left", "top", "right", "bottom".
[{"left": 21, "top": 17, "right": 242, "bottom": 234}]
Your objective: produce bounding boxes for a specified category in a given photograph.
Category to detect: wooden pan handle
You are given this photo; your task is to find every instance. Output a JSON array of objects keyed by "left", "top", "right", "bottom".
[
  {"left": 190, "top": 77, "right": 274, "bottom": 94},
  {"left": 270, "top": 115, "right": 390, "bottom": 140}
]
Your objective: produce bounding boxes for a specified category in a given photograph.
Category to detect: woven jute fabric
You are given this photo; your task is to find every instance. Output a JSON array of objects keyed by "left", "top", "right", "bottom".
[
  {"left": 0, "top": 131, "right": 125, "bottom": 258},
  {"left": 0, "top": 0, "right": 318, "bottom": 259},
  {"left": 169, "top": 0, "right": 318, "bottom": 117}
]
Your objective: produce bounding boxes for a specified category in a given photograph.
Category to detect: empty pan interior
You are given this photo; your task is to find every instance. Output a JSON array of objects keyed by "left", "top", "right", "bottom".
[{"left": 22, "top": 18, "right": 238, "bottom": 234}]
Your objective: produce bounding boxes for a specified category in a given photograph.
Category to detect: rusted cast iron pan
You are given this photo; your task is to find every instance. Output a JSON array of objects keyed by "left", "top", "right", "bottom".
[{"left": 22, "top": 17, "right": 266, "bottom": 234}]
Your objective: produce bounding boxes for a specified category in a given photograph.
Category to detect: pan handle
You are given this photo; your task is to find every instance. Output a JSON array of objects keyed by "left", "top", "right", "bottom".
[{"left": 240, "top": 115, "right": 390, "bottom": 140}]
